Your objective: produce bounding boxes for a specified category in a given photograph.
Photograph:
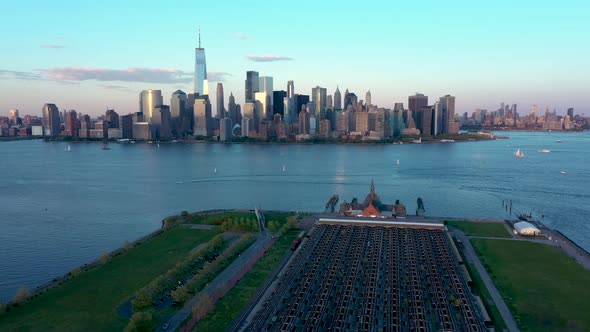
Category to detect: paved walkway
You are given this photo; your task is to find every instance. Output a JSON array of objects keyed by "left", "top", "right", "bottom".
[
  {"left": 160, "top": 232, "right": 274, "bottom": 332},
  {"left": 454, "top": 230, "right": 520, "bottom": 332}
]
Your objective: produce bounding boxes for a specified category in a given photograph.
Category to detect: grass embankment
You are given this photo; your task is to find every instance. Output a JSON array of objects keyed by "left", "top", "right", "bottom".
[
  {"left": 446, "top": 220, "right": 511, "bottom": 238},
  {"left": 0, "top": 227, "right": 220, "bottom": 332},
  {"left": 472, "top": 239, "right": 590, "bottom": 331},
  {"left": 187, "top": 211, "right": 256, "bottom": 225},
  {"left": 190, "top": 229, "right": 300, "bottom": 331},
  {"left": 465, "top": 263, "right": 507, "bottom": 330}
]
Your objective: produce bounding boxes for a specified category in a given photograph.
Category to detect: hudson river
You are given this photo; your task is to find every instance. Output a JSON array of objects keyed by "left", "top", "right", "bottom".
[{"left": 1, "top": 131, "right": 589, "bottom": 301}]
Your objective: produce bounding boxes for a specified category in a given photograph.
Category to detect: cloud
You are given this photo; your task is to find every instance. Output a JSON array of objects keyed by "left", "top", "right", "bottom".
[
  {"left": 229, "top": 32, "right": 249, "bottom": 40},
  {"left": 0, "top": 69, "right": 43, "bottom": 80},
  {"left": 245, "top": 55, "right": 294, "bottom": 62},
  {"left": 208, "top": 72, "right": 232, "bottom": 82},
  {"left": 41, "top": 44, "right": 66, "bottom": 49},
  {"left": 37, "top": 67, "right": 192, "bottom": 84},
  {"left": 102, "top": 84, "right": 133, "bottom": 92}
]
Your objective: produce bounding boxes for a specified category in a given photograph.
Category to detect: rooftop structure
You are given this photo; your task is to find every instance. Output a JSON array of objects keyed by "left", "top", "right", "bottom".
[
  {"left": 339, "top": 181, "right": 408, "bottom": 218},
  {"left": 513, "top": 221, "right": 541, "bottom": 236},
  {"left": 246, "top": 224, "right": 486, "bottom": 331}
]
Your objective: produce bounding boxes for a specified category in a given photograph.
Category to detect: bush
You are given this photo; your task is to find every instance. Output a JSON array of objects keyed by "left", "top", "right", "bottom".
[
  {"left": 132, "top": 290, "right": 153, "bottom": 312},
  {"left": 12, "top": 287, "right": 31, "bottom": 305},
  {"left": 181, "top": 210, "right": 189, "bottom": 217},
  {"left": 171, "top": 285, "right": 192, "bottom": 303},
  {"left": 0, "top": 303, "right": 7, "bottom": 316},
  {"left": 124, "top": 311, "right": 154, "bottom": 332}
]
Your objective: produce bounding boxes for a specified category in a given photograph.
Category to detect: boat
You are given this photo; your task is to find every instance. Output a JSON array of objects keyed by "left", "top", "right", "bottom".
[
  {"left": 282, "top": 165, "right": 286, "bottom": 172},
  {"left": 214, "top": 168, "right": 217, "bottom": 174},
  {"left": 65, "top": 145, "right": 71, "bottom": 152},
  {"left": 556, "top": 140, "right": 563, "bottom": 143},
  {"left": 157, "top": 142, "right": 160, "bottom": 148},
  {"left": 102, "top": 146, "right": 111, "bottom": 150},
  {"left": 396, "top": 160, "right": 400, "bottom": 165},
  {"left": 538, "top": 149, "right": 551, "bottom": 153},
  {"left": 560, "top": 171, "right": 567, "bottom": 174},
  {"left": 515, "top": 148, "right": 524, "bottom": 158}
]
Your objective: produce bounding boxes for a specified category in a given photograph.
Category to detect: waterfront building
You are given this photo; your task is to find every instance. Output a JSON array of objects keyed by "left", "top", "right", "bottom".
[
  {"left": 439, "top": 94, "right": 457, "bottom": 134},
  {"left": 139, "top": 89, "right": 163, "bottom": 122},
  {"left": 241, "top": 117, "right": 251, "bottom": 137},
  {"left": 366, "top": 90, "right": 372, "bottom": 106},
  {"left": 170, "top": 89, "right": 187, "bottom": 137},
  {"left": 434, "top": 102, "right": 442, "bottom": 135},
  {"left": 119, "top": 114, "right": 133, "bottom": 139},
  {"left": 194, "top": 29, "right": 208, "bottom": 96},
  {"left": 245, "top": 71, "right": 259, "bottom": 102},
  {"left": 42, "top": 103, "right": 61, "bottom": 136},
  {"left": 152, "top": 105, "right": 172, "bottom": 139},
  {"left": 334, "top": 86, "right": 342, "bottom": 109},
  {"left": 319, "top": 119, "right": 331, "bottom": 135},
  {"left": 356, "top": 112, "right": 370, "bottom": 134},
  {"left": 219, "top": 117, "right": 232, "bottom": 142},
  {"left": 193, "top": 98, "right": 212, "bottom": 136},
  {"left": 339, "top": 181, "right": 405, "bottom": 218},
  {"left": 132, "top": 122, "right": 153, "bottom": 140},
  {"left": 416, "top": 106, "right": 434, "bottom": 136},
  {"left": 273, "top": 90, "right": 287, "bottom": 116},
  {"left": 105, "top": 109, "right": 119, "bottom": 128},
  {"left": 298, "top": 107, "right": 310, "bottom": 134},
  {"left": 64, "top": 110, "right": 78, "bottom": 137},
  {"left": 8, "top": 109, "right": 19, "bottom": 126},
  {"left": 255, "top": 91, "right": 270, "bottom": 123},
  {"left": 309, "top": 116, "right": 317, "bottom": 135}
]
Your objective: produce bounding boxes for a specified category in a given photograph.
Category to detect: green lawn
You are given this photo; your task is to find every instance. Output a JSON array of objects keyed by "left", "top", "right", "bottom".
[
  {"left": 189, "top": 212, "right": 256, "bottom": 225},
  {"left": 446, "top": 220, "right": 511, "bottom": 238},
  {"left": 472, "top": 239, "right": 590, "bottom": 331},
  {"left": 465, "top": 263, "right": 507, "bottom": 330},
  {"left": 190, "top": 229, "right": 300, "bottom": 331},
  {"left": 0, "top": 227, "right": 220, "bottom": 332}
]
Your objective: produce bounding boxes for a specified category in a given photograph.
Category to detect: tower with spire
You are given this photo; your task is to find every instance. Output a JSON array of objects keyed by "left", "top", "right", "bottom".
[
  {"left": 334, "top": 86, "right": 342, "bottom": 109},
  {"left": 194, "top": 27, "right": 208, "bottom": 97}
]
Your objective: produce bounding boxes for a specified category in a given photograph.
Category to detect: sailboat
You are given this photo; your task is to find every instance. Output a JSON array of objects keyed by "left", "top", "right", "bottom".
[
  {"left": 65, "top": 145, "right": 71, "bottom": 152},
  {"left": 282, "top": 165, "right": 286, "bottom": 172},
  {"left": 396, "top": 159, "right": 400, "bottom": 165},
  {"left": 214, "top": 168, "right": 217, "bottom": 174},
  {"left": 515, "top": 148, "right": 524, "bottom": 158}
]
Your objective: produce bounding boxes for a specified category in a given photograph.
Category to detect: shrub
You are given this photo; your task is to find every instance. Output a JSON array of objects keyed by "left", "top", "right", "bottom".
[
  {"left": 181, "top": 210, "right": 189, "bottom": 217},
  {"left": 124, "top": 311, "right": 154, "bottom": 332},
  {"left": 132, "top": 290, "right": 153, "bottom": 312},
  {"left": 12, "top": 287, "right": 31, "bottom": 305}
]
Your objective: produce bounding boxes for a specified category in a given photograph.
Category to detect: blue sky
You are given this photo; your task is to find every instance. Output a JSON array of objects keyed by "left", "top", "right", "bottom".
[{"left": 1, "top": 0, "right": 588, "bottom": 116}]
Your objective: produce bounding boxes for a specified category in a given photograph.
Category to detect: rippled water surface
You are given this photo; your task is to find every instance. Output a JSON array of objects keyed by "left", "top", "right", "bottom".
[{"left": 1, "top": 131, "right": 589, "bottom": 301}]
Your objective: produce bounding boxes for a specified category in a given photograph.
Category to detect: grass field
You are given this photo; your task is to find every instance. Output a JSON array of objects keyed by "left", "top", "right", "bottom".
[
  {"left": 446, "top": 220, "right": 511, "bottom": 238},
  {"left": 189, "top": 211, "right": 256, "bottom": 225},
  {"left": 0, "top": 227, "right": 220, "bottom": 332},
  {"left": 190, "top": 229, "right": 300, "bottom": 331},
  {"left": 472, "top": 239, "right": 590, "bottom": 331}
]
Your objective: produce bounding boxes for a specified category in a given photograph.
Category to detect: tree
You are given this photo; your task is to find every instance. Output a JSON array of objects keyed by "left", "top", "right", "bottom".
[
  {"left": 181, "top": 210, "right": 189, "bottom": 217},
  {"left": 12, "top": 287, "right": 31, "bottom": 305},
  {"left": 132, "top": 290, "right": 153, "bottom": 312},
  {"left": 172, "top": 285, "right": 192, "bottom": 303},
  {"left": 124, "top": 311, "right": 154, "bottom": 332},
  {"left": 0, "top": 303, "right": 7, "bottom": 316}
]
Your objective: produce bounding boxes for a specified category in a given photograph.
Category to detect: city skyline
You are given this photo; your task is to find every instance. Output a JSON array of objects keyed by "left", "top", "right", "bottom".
[{"left": 1, "top": 1, "right": 589, "bottom": 116}]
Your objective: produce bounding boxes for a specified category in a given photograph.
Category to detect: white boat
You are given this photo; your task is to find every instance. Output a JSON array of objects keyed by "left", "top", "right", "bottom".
[
  {"left": 560, "top": 171, "right": 567, "bottom": 174},
  {"left": 157, "top": 142, "right": 160, "bottom": 148},
  {"left": 538, "top": 149, "right": 551, "bottom": 153},
  {"left": 65, "top": 145, "right": 71, "bottom": 152},
  {"left": 396, "top": 160, "right": 400, "bottom": 165},
  {"left": 556, "top": 140, "right": 563, "bottom": 143},
  {"left": 282, "top": 165, "right": 286, "bottom": 172},
  {"left": 214, "top": 168, "right": 217, "bottom": 174},
  {"left": 515, "top": 148, "right": 524, "bottom": 158}
]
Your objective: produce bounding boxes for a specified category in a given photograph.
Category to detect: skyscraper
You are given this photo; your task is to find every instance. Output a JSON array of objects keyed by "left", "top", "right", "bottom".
[
  {"left": 366, "top": 90, "right": 372, "bottom": 106},
  {"left": 567, "top": 107, "right": 574, "bottom": 118},
  {"left": 408, "top": 93, "right": 428, "bottom": 113},
  {"left": 193, "top": 98, "right": 212, "bottom": 136},
  {"left": 258, "top": 76, "right": 273, "bottom": 117},
  {"left": 343, "top": 90, "right": 357, "bottom": 110},
  {"left": 194, "top": 29, "right": 208, "bottom": 96},
  {"left": 273, "top": 90, "right": 287, "bottom": 116},
  {"left": 245, "top": 71, "right": 259, "bottom": 102},
  {"left": 8, "top": 109, "right": 19, "bottom": 126},
  {"left": 298, "top": 107, "right": 310, "bottom": 135},
  {"left": 334, "top": 86, "right": 342, "bottom": 109},
  {"left": 311, "top": 86, "right": 327, "bottom": 118},
  {"left": 287, "top": 80, "right": 295, "bottom": 123},
  {"left": 42, "top": 103, "right": 61, "bottom": 136},
  {"left": 171, "top": 90, "right": 187, "bottom": 136},
  {"left": 228, "top": 92, "right": 239, "bottom": 126},
  {"left": 254, "top": 92, "right": 270, "bottom": 122},
  {"left": 139, "top": 89, "right": 163, "bottom": 122},
  {"left": 216, "top": 83, "right": 224, "bottom": 119},
  {"left": 152, "top": 105, "right": 172, "bottom": 139},
  {"left": 439, "top": 95, "right": 456, "bottom": 134},
  {"left": 327, "top": 95, "right": 333, "bottom": 108},
  {"left": 65, "top": 110, "right": 78, "bottom": 137}
]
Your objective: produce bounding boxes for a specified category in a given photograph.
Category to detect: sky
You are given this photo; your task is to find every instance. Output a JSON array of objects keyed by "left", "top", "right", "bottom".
[{"left": 1, "top": 0, "right": 589, "bottom": 117}]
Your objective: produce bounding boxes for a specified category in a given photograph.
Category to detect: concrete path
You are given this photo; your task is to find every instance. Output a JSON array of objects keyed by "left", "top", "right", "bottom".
[
  {"left": 159, "top": 232, "right": 273, "bottom": 332},
  {"left": 454, "top": 230, "right": 520, "bottom": 332}
]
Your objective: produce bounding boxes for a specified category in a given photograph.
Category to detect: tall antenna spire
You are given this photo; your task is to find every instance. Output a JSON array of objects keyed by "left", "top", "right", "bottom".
[{"left": 198, "top": 26, "right": 201, "bottom": 48}]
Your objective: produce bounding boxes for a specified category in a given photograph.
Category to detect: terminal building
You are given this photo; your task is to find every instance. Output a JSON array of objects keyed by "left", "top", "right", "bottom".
[{"left": 339, "top": 181, "right": 408, "bottom": 218}]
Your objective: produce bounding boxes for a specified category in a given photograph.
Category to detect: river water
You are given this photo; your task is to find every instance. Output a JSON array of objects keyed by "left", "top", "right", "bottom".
[{"left": 1, "top": 131, "right": 589, "bottom": 301}]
